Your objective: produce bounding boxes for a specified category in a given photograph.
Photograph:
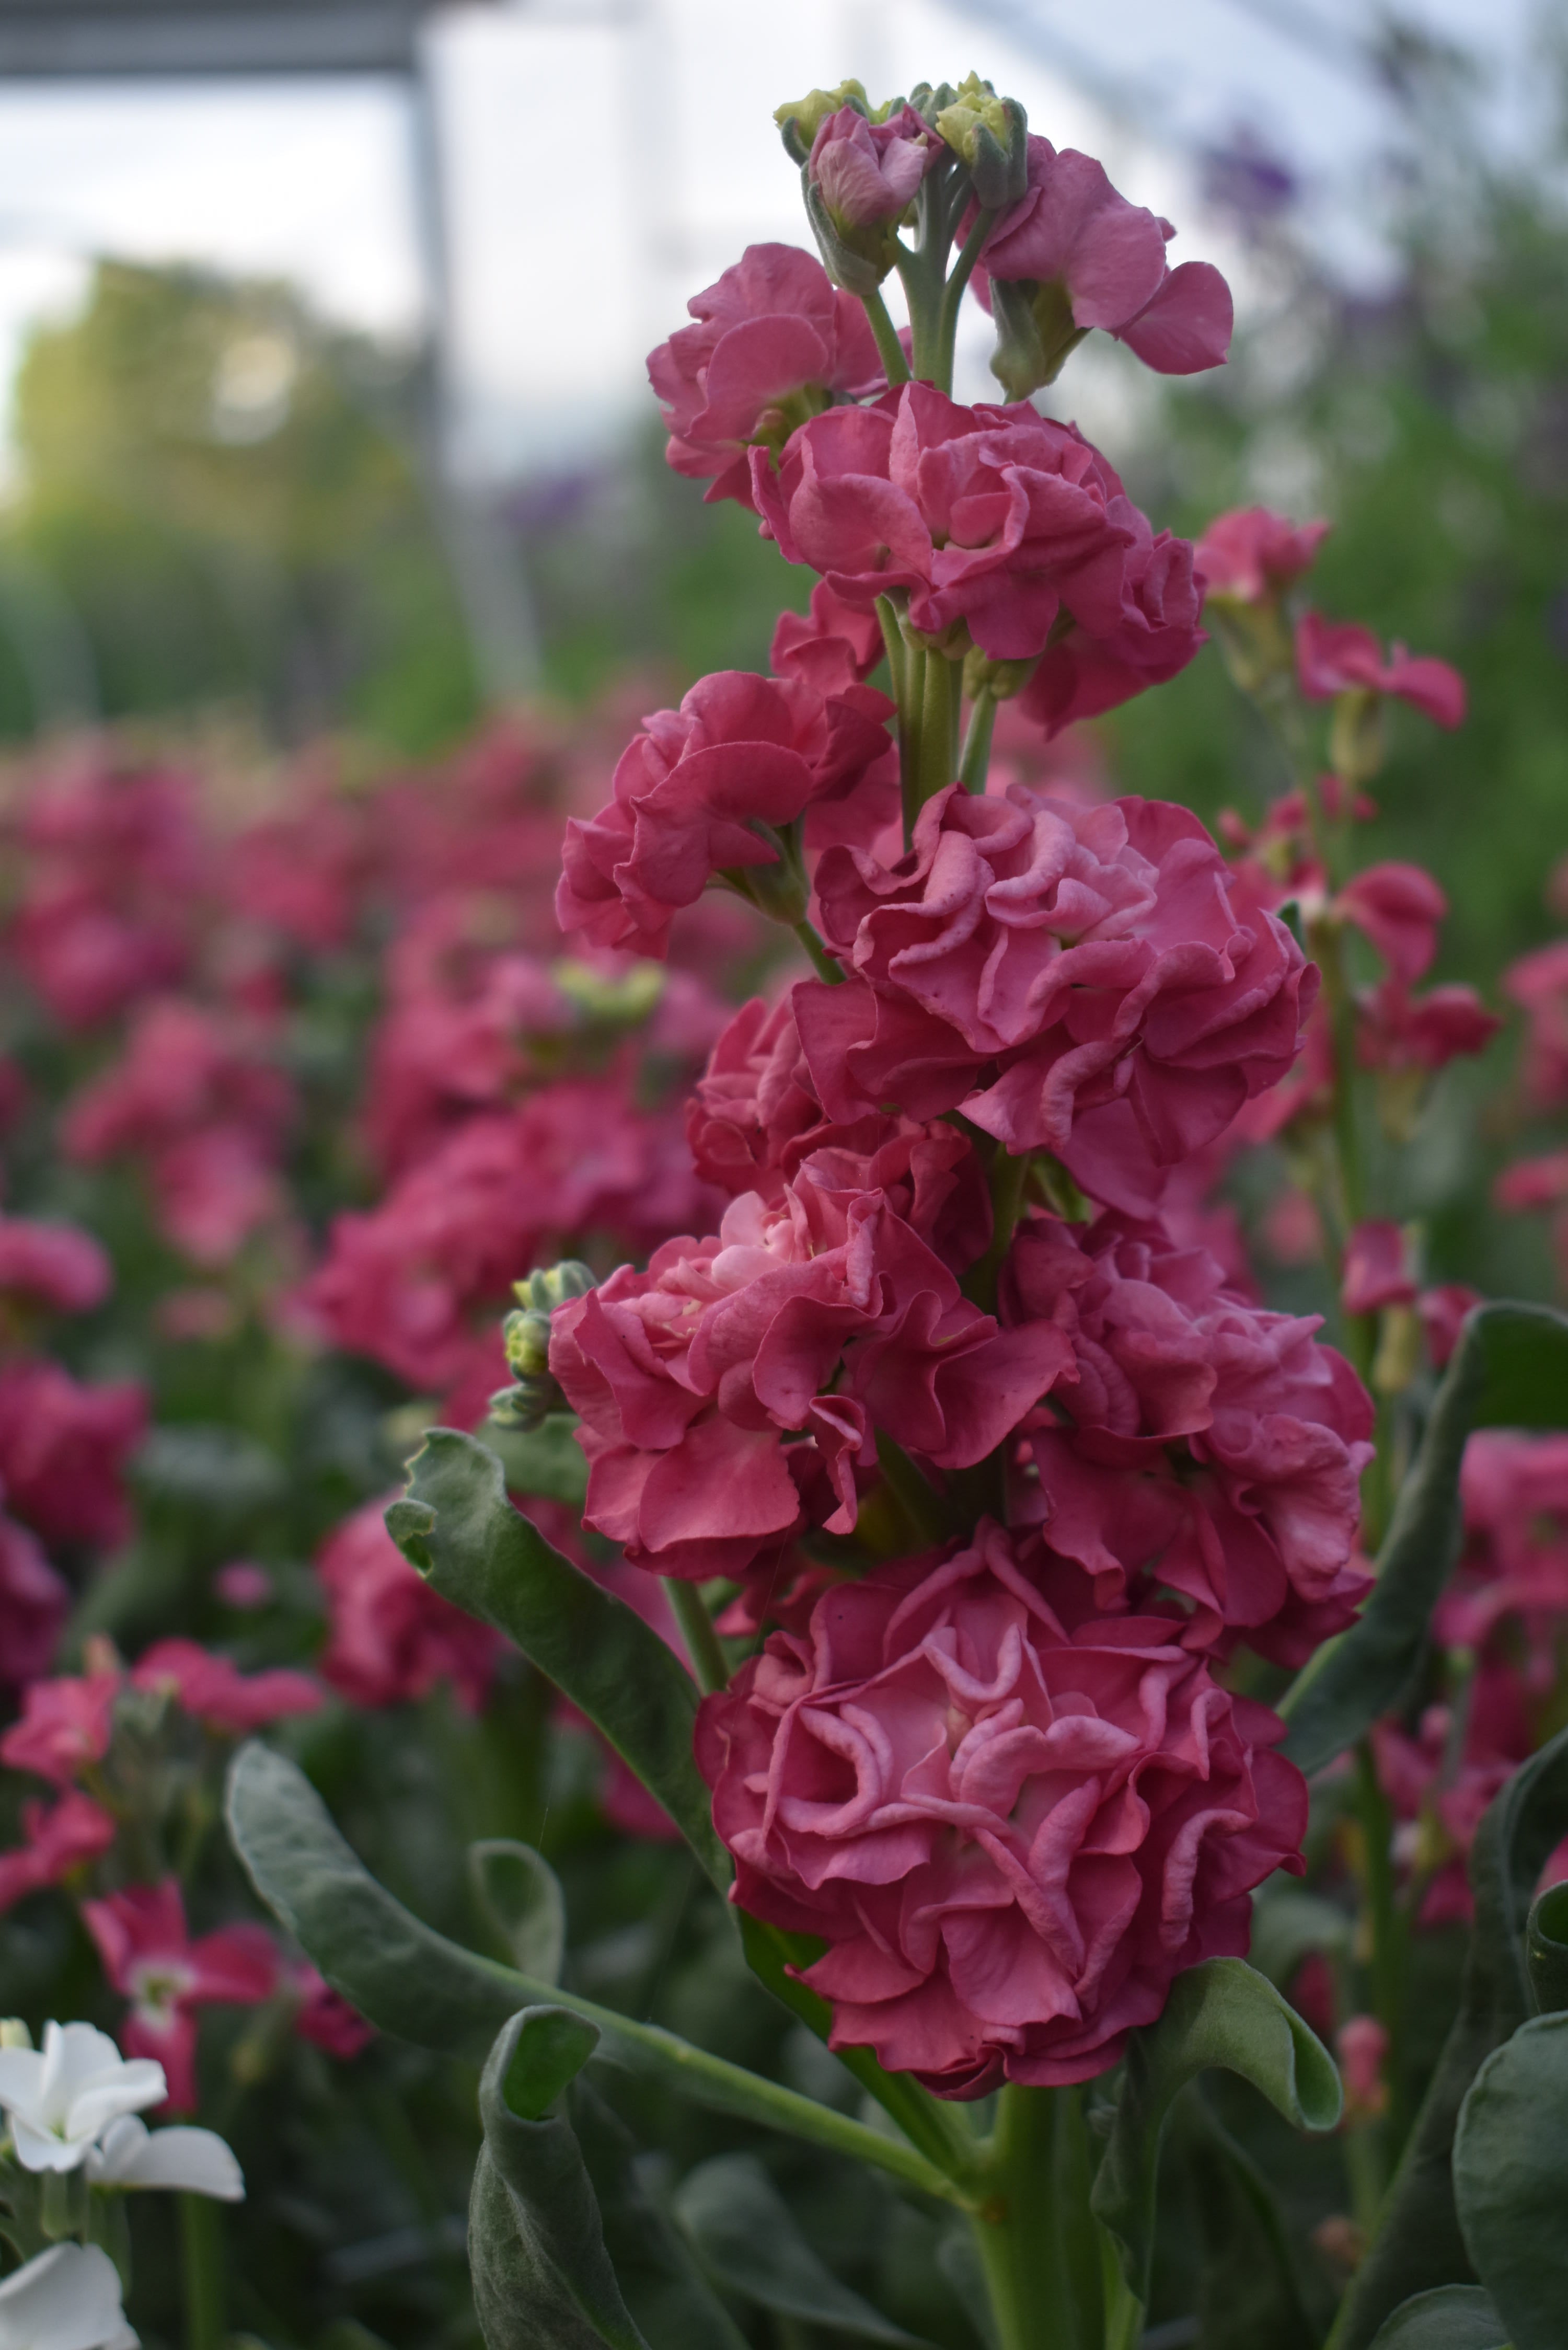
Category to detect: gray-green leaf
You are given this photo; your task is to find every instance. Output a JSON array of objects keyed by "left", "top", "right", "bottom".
[
  {"left": 1525, "top": 1879, "right": 1568, "bottom": 2017},
  {"left": 1334, "top": 1723, "right": 1568, "bottom": 2348},
  {"left": 1366, "top": 2287, "right": 1512, "bottom": 2348},
  {"left": 470, "top": 1839, "right": 566, "bottom": 1984},
  {"left": 1282, "top": 1304, "right": 1568, "bottom": 1776},
  {"left": 487, "top": 1416, "right": 590, "bottom": 1509},
  {"left": 1089, "top": 1957, "right": 1341, "bottom": 2306},
  {"left": 470, "top": 2006, "right": 645, "bottom": 2350},
  {"left": 385, "top": 1431, "right": 729, "bottom": 1893},
  {"left": 674, "top": 2154, "right": 931, "bottom": 2347},
  {"left": 1454, "top": 2011, "right": 1568, "bottom": 2350}
]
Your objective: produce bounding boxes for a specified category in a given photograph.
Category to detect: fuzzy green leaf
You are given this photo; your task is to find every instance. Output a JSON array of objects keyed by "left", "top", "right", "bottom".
[
  {"left": 1525, "top": 1878, "right": 1568, "bottom": 2017},
  {"left": 1282, "top": 1304, "right": 1568, "bottom": 1776},
  {"left": 674, "top": 2155, "right": 931, "bottom": 2345},
  {"left": 1454, "top": 2011, "right": 1568, "bottom": 2350},
  {"left": 1366, "top": 2287, "right": 1511, "bottom": 2348},
  {"left": 386, "top": 1430, "right": 729, "bottom": 1892},
  {"left": 1334, "top": 1723, "right": 1568, "bottom": 2348},
  {"left": 1089, "top": 1957, "right": 1341, "bottom": 2306},
  {"left": 470, "top": 1839, "right": 566, "bottom": 1984}
]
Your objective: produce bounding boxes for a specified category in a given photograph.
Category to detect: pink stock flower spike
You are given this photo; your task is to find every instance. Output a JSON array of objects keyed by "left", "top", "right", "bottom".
[
  {"left": 315, "top": 1495, "right": 501, "bottom": 1710},
  {"left": 84, "top": 1881, "right": 277, "bottom": 2115},
  {"left": 808, "top": 103, "right": 936, "bottom": 231},
  {"left": 1336, "top": 2015, "right": 1390, "bottom": 2123},
  {"left": 288, "top": 1965, "right": 375, "bottom": 2061}
]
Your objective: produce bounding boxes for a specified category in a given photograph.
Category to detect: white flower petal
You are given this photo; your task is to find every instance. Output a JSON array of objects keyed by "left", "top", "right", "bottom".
[
  {"left": 87, "top": 2121, "right": 243, "bottom": 2203},
  {"left": 0, "top": 2243, "right": 137, "bottom": 2350},
  {"left": 63, "top": 2067, "right": 166, "bottom": 2149},
  {"left": 0, "top": 2051, "right": 44, "bottom": 2117},
  {"left": 7, "top": 2116, "right": 85, "bottom": 2175}
]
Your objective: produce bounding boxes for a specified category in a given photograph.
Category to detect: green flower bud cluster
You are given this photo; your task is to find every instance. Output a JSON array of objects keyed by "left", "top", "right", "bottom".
[
  {"left": 490, "top": 1260, "right": 596, "bottom": 1433},
  {"left": 930, "top": 73, "right": 1028, "bottom": 210}
]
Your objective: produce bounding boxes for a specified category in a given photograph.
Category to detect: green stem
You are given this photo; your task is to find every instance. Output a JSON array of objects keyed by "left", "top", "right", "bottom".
[
  {"left": 937, "top": 206, "right": 994, "bottom": 385},
  {"left": 913, "top": 650, "right": 960, "bottom": 811},
  {"left": 901, "top": 640, "right": 927, "bottom": 844},
  {"left": 970, "top": 2087, "right": 1102, "bottom": 2350},
  {"left": 875, "top": 1431, "right": 961, "bottom": 1546},
  {"left": 958, "top": 686, "right": 997, "bottom": 794},
  {"left": 859, "top": 285, "right": 911, "bottom": 385},
  {"left": 666, "top": 1580, "right": 729, "bottom": 1696},
  {"left": 875, "top": 593, "right": 906, "bottom": 702},
  {"left": 964, "top": 1145, "right": 1030, "bottom": 1316},
  {"left": 1355, "top": 1740, "right": 1408, "bottom": 2148},
  {"left": 793, "top": 920, "right": 843, "bottom": 985},
  {"left": 180, "top": 2192, "right": 225, "bottom": 2350}
]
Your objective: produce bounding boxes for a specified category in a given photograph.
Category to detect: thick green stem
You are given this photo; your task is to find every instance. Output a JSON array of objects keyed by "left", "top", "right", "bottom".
[
  {"left": 180, "top": 2192, "right": 225, "bottom": 2350},
  {"left": 958, "top": 686, "right": 997, "bottom": 794},
  {"left": 912, "top": 650, "right": 961, "bottom": 812},
  {"left": 859, "top": 284, "right": 911, "bottom": 386},
  {"left": 876, "top": 593, "right": 907, "bottom": 704},
  {"left": 666, "top": 1579, "right": 729, "bottom": 1696},
  {"left": 793, "top": 920, "right": 842, "bottom": 985},
  {"left": 971, "top": 2087, "right": 1102, "bottom": 2350},
  {"left": 875, "top": 1431, "right": 961, "bottom": 1546}
]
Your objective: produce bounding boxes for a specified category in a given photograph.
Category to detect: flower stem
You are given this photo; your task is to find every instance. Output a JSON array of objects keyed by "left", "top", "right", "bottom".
[
  {"left": 1354, "top": 1740, "right": 1409, "bottom": 2145},
  {"left": 964, "top": 1144, "right": 1030, "bottom": 1316},
  {"left": 913, "top": 650, "right": 960, "bottom": 812},
  {"left": 971, "top": 2087, "right": 1103, "bottom": 2350},
  {"left": 666, "top": 1579, "right": 729, "bottom": 1696},
  {"left": 901, "top": 641, "right": 928, "bottom": 844},
  {"left": 793, "top": 920, "right": 842, "bottom": 985},
  {"left": 938, "top": 206, "right": 994, "bottom": 386},
  {"left": 180, "top": 2191, "right": 225, "bottom": 2350},
  {"left": 958, "top": 686, "right": 997, "bottom": 794},
  {"left": 859, "top": 285, "right": 911, "bottom": 385}
]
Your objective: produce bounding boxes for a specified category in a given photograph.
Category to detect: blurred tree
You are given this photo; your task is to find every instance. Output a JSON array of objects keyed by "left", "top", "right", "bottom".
[{"left": 2, "top": 258, "right": 480, "bottom": 752}]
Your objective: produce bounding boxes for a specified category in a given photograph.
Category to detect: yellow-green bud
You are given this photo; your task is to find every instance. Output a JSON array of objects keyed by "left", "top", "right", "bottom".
[
  {"left": 0, "top": 2020, "right": 31, "bottom": 2051},
  {"left": 935, "top": 75, "right": 1028, "bottom": 208},
  {"left": 512, "top": 1260, "right": 596, "bottom": 1317},
  {"left": 1330, "top": 687, "right": 1387, "bottom": 787},
  {"left": 962, "top": 646, "right": 1039, "bottom": 703},
  {"left": 552, "top": 957, "right": 664, "bottom": 1028},
  {"left": 775, "top": 79, "right": 867, "bottom": 164},
  {"left": 492, "top": 1261, "right": 596, "bottom": 1434}
]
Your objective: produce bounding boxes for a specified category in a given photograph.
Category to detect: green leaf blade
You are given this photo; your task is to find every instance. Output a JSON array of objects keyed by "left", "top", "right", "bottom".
[
  {"left": 1089, "top": 1956, "right": 1340, "bottom": 2307},
  {"left": 674, "top": 2153, "right": 933, "bottom": 2346},
  {"left": 1454, "top": 2011, "right": 1568, "bottom": 2350},
  {"left": 387, "top": 1430, "right": 729, "bottom": 1893},
  {"left": 1366, "top": 2286, "right": 1512, "bottom": 2348}
]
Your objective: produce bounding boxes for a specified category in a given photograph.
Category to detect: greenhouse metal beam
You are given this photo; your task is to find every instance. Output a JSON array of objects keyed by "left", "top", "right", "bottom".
[{"left": 0, "top": 3, "right": 443, "bottom": 77}]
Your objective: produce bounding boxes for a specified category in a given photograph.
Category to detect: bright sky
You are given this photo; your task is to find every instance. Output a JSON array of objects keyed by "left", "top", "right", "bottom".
[{"left": 0, "top": 0, "right": 1548, "bottom": 482}]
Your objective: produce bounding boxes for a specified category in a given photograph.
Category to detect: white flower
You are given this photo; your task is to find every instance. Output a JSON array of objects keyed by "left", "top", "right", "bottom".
[
  {"left": 0, "top": 2243, "right": 136, "bottom": 2349},
  {"left": 84, "top": 2117, "right": 243, "bottom": 2203},
  {"left": 0, "top": 2026, "right": 165, "bottom": 2174}
]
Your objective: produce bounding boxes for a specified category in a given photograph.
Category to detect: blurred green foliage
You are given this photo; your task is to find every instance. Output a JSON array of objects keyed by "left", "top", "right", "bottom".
[{"left": 0, "top": 259, "right": 480, "bottom": 753}]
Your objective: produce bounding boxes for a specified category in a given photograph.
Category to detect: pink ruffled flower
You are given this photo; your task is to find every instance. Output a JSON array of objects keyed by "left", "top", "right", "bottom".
[
  {"left": 128, "top": 1639, "right": 321, "bottom": 1734},
  {"left": 1003, "top": 1209, "right": 1373, "bottom": 1664},
  {"left": 1355, "top": 978, "right": 1500, "bottom": 1076},
  {"left": 1015, "top": 503, "right": 1204, "bottom": 735},
  {"left": 1195, "top": 506, "right": 1329, "bottom": 604},
  {"left": 0, "top": 1670, "right": 118, "bottom": 1786},
  {"left": 698, "top": 1523, "right": 1306, "bottom": 2095},
  {"left": 1417, "top": 1284, "right": 1480, "bottom": 1369},
  {"left": 809, "top": 103, "right": 936, "bottom": 229},
  {"left": 1435, "top": 1431, "right": 1568, "bottom": 1652},
  {"left": 1495, "top": 1148, "right": 1568, "bottom": 1212},
  {"left": 557, "top": 670, "right": 895, "bottom": 957},
  {"left": 770, "top": 581, "right": 887, "bottom": 697},
  {"left": 0, "top": 1514, "right": 70, "bottom": 1686},
  {"left": 1341, "top": 1222, "right": 1417, "bottom": 1317},
  {"left": 800, "top": 788, "right": 1315, "bottom": 1212},
  {"left": 0, "top": 1358, "right": 146, "bottom": 1550},
  {"left": 1503, "top": 938, "right": 1568, "bottom": 1111},
  {"left": 1338, "top": 863, "right": 1447, "bottom": 984},
  {"left": 315, "top": 1495, "right": 501, "bottom": 1711},
  {"left": 752, "top": 382, "right": 1173, "bottom": 664},
  {"left": 0, "top": 1792, "right": 116, "bottom": 1915},
  {"left": 550, "top": 1158, "right": 1071, "bottom": 1580},
  {"left": 974, "top": 139, "right": 1233, "bottom": 375},
  {"left": 63, "top": 1000, "right": 294, "bottom": 1268},
  {"left": 1373, "top": 1667, "right": 1532, "bottom": 1928},
  {"left": 0, "top": 1219, "right": 111, "bottom": 1318},
  {"left": 302, "top": 1077, "right": 712, "bottom": 1401},
  {"left": 1296, "top": 613, "right": 1466, "bottom": 728},
  {"left": 84, "top": 1880, "right": 277, "bottom": 2114},
  {"left": 648, "top": 244, "right": 883, "bottom": 506}
]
